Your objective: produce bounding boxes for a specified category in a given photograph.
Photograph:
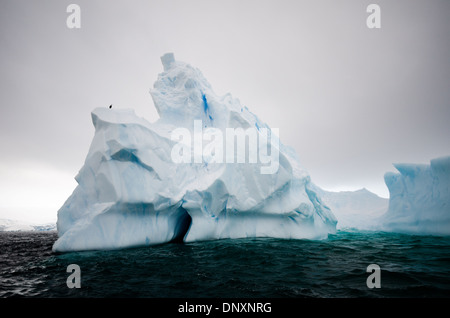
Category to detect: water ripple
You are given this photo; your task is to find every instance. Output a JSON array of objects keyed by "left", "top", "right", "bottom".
[{"left": 1, "top": 231, "right": 450, "bottom": 297}]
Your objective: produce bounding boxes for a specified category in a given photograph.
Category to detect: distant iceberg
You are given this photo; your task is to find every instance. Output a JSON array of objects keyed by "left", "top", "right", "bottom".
[
  {"left": 310, "top": 186, "right": 388, "bottom": 230},
  {"left": 52, "top": 53, "right": 337, "bottom": 252},
  {"left": 381, "top": 156, "right": 450, "bottom": 235},
  {"left": 0, "top": 219, "right": 56, "bottom": 232}
]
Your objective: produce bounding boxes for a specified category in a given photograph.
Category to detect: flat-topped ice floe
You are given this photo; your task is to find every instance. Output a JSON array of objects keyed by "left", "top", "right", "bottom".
[
  {"left": 381, "top": 156, "right": 450, "bottom": 235},
  {"left": 53, "top": 53, "right": 337, "bottom": 252}
]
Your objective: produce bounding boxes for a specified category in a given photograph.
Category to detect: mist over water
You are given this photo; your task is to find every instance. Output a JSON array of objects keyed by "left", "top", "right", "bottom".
[{"left": 1, "top": 230, "right": 450, "bottom": 298}]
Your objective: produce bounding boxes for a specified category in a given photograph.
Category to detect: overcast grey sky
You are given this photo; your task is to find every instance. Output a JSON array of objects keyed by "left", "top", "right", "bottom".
[{"left": 1, "top": 0, "right": 449, "bottom": 222}]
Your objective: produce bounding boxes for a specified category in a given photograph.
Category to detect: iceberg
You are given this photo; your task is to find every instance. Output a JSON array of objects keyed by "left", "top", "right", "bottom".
[
  {"left": 0, "top": 219, "right": 56, "bottom": 232},
  {"left": 0, "top": 218, "right": 35, "bottom": 232},
  {"left": 52, "top": 53, "right": 337, "bottom": 252},
  {"left": 310, "top": 186, "right": 388, "bottom": 230},
  {"left": 381, "top": 156, "right": 450, "bottom": 235}
]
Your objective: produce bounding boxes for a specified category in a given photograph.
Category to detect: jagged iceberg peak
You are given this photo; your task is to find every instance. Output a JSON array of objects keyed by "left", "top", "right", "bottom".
[
  {"left": 151, "top": 53, "right": 259, "bottom": 131},
  {"left": 52, "top": 53, "right": 337, "bottom": 252},
  {"left": 151, "top": 53, "right": 219, "bottom": 127}
]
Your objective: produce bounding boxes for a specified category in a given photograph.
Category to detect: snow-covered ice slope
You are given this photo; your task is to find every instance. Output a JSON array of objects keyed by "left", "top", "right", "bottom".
[
  {"left": 381, "top": 156, "right": 450, "bottom": 235},
  {"left": 52, "top": 53, "right": 336, "bottom": 252}
]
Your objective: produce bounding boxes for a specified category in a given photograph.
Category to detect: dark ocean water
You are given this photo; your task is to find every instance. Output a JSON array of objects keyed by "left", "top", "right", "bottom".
[{"left": 1, "top": 230, "right": 450, "bottom": 298}]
